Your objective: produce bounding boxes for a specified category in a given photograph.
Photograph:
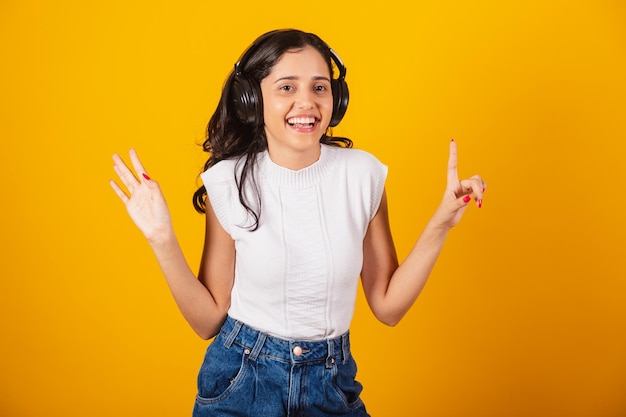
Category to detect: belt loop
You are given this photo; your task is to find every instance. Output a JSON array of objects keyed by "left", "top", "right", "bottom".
[
  {"left": 325, "top": 339, "right": 335, "bottom": 369},
  {"left": 249, "top": 332, "right": 267, "bottom": 361},
  {"left": 341, "top": 333, "right": 350, "bottom": 364},
  {"left": 224, "top": 319, "right": 243, "bottom": 349}
]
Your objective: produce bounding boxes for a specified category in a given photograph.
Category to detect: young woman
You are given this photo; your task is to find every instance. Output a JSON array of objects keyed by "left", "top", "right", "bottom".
[{"left": 110, "top": 29, "right": 485, "bottom": 417}]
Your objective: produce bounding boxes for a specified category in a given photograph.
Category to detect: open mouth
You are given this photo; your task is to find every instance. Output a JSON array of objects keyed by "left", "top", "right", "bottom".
[{"left": 287, "top": 116, "right": 317, "bottom": 128}]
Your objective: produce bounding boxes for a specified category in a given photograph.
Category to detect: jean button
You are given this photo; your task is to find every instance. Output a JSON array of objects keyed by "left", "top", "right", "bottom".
[{"left": 293, "top": 346, "right": 303, "bottom": 356}]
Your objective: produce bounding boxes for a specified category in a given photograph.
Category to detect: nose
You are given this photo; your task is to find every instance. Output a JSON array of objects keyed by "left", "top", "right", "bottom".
[{"left": 295, "top": 89, "right": 315, "bottom": 110}]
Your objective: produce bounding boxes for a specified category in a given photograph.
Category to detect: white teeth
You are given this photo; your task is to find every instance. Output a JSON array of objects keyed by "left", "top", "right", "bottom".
[{"left": 287, "top": 117, "right": 315, "bottom": 125}]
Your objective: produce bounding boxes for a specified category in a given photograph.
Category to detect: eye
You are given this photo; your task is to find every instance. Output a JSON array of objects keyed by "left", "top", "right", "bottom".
[
  {"left": 279, "top": 85, "right": 294, "bottom": 92},
  {"left": 314, "top": 84, "right": 329, "bottom": 93}
]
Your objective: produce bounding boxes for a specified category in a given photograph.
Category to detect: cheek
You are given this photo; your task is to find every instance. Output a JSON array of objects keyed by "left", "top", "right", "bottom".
[
  {"left": 264, "top": 97, "right": 290, "bottom": 116},
  {"left": 323, "top": 97, "right": 334, "bottom": 114},
  {"left": 262, "top": 102, "right": 285, "bottom": 125}
]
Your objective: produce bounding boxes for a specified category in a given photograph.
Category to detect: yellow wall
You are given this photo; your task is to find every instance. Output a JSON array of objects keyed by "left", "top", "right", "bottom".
[{"left": 1, "top": 1, "right": 625, "bottom": 416}]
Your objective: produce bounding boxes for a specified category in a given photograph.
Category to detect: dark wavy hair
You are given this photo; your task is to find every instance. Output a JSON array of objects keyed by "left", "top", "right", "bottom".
[{"left": 192, "top": 29, "right": 352, "bottom": 230}]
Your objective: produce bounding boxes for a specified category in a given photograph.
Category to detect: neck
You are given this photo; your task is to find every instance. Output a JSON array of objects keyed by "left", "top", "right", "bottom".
[{"left": 267, "top": 144, "right": 322, "bottom": 171}]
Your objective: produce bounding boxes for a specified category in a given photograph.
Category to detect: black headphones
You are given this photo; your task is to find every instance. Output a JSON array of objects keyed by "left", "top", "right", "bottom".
[{"left": 231, "top": 32, "right": 349, "bottom": 128}]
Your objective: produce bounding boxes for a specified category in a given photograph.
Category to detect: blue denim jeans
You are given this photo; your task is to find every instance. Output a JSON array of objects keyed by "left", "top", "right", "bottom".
[{"left": 192, "top": 316, "right": 370, "bottom": 417}]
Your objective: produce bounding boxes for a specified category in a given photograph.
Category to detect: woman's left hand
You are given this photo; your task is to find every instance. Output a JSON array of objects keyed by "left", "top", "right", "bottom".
[
  {"left": 109, "top": 149, "right": 174, "bottom": 243},
  {"left": 432, "top": 139, "right": 486, "bottom": 229}
]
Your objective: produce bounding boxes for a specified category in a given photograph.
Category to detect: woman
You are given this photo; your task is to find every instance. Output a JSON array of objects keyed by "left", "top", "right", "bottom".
[{"left": 110, "top": 29, "right": 485, "bottom": 416}]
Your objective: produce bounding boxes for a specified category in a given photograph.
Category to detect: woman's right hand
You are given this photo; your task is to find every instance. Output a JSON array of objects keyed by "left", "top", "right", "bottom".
[{"left": 110, "top": 149, "right": 173, "bottom": 243}]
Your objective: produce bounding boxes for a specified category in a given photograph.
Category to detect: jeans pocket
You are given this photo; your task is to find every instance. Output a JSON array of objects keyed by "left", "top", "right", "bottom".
[
  {"left": 195, "top": 341, "right": 250, "bottom": 405},
  {"left": 330, "top": 355, "right": 365, "bottom": 409}
]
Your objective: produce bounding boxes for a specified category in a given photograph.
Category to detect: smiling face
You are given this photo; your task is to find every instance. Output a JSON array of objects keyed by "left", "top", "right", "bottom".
[{"left": 260, "top": 45, "right": 334, "bottom": 170}]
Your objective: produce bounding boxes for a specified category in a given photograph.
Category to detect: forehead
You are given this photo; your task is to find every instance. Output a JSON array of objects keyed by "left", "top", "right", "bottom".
[{"left": 267, "top": 46, "right": 331, "bottom": 78}]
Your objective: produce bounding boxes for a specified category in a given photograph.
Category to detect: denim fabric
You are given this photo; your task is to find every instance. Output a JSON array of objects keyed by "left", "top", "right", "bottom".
[{"left": 192, "top": 316, "right": 370, "bottom": 417}]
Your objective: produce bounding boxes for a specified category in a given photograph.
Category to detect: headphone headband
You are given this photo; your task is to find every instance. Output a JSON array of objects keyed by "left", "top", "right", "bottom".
[
  {"left": 329, "top": 49, "right": 347, "bottom": 80},
  {"left": 234, "top": 30, "right": 280, "bottom": 76}
]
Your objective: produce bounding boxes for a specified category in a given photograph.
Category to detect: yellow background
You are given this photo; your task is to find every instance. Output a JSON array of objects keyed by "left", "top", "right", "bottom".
[{"left": 1, "top": 0, "right": 625, "bottom": 416}]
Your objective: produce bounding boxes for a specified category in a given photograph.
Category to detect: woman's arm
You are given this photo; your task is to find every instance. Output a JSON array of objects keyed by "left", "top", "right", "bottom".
[
  {"left": 360, "top": 140, "right": 485, "bottom": 326},
  {"left": 110, "top": 149, "right": 234, "bottom": 339}
]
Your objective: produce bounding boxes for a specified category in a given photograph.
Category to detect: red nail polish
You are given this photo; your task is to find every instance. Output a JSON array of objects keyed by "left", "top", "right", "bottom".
[
  {"left": 463, "top": 195, "right": 471, "bottom": 203},
  {"left": 142, "top": 173, "right": 151, "bottom": 181},
  {"left": 477, "top": 199, "right": 483, "bottom": 208}
]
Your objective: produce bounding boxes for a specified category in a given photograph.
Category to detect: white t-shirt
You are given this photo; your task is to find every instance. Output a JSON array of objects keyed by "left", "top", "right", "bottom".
[{"left": 201, "top": 144, "right": 387, "bottom": 340}]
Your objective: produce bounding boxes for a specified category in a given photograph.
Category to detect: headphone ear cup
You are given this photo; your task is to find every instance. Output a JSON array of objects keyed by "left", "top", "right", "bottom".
[
  {"left": 330, "top": 78, "right": 349, "bottom": 127},
  {"left": 232, "top": 75, "right": 263, "bottom": 125}
]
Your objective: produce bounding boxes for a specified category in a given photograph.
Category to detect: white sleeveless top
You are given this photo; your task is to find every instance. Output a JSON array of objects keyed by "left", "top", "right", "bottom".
[{"left": 201, "top": 144, "right": 387, "bottom": 340}]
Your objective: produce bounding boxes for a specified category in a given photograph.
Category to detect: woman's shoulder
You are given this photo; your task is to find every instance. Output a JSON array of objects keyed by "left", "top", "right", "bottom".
[{"left": 200, "top": 157, "right": 240, "bottom": 186}]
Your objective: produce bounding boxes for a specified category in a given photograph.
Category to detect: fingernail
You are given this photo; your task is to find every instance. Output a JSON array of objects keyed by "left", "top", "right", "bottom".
[
  {"left": 477, "top": 199, "right": 483, "bottom": 208},
  {"left": 463, "top": 195, "right": 471, "bottom": 203},
  {"left": 142, "top": 173, "right": 151, "bottom": 181},
  {"left": 450, "top": 138, "right": 455, "bottom": 142}
]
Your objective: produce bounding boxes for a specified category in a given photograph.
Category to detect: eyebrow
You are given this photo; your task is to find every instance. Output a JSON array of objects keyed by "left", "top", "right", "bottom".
[{"left": 273, "top": 75, "right": 331, "bottom": 84}]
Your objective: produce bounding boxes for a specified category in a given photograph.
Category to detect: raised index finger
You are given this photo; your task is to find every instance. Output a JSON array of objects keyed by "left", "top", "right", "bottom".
[{"left": 447, "top": 139, "right": 459, "bottom": 186}]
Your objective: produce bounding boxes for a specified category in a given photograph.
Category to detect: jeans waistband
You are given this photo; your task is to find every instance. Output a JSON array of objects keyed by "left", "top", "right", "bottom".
[{"left": 219, "top": 316, "right": 351, "bottom": 367}]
